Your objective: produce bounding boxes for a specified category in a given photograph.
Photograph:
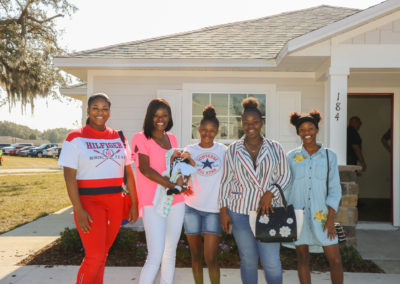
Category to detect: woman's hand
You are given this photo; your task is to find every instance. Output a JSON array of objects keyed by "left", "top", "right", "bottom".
[
  {"left": 128, "top": 204, "right": 139, "bottom": 225},
  {"left": 257, "top": 191, "right": 274, "bottom": 216},
  {"left": 162, "top": 176, "right": 176, "bottom": 189},
  {"left": 75, "top": 206, "right": 93, "bottom": 233},
  {"left": 63, "top": 167, "right": 92, "bottom": 233},
  {"left": 139, "top": 153, "right": 175, "bottom": 188},
  {"left": 324, "top": 207, "right": 337, "bottom": 240},
  {"left": 220, "top": 207, "right": 232, "bottom": 234},
  {"left": 324, "top": 214, "right": 337, "bottom": 240}
]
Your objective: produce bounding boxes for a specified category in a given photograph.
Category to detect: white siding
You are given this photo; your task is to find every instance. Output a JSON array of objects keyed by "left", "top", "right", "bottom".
[
  {"left": 342, "top": 19, "right": 400, "bottom": 44},
  {"left": 90, "top": 72, "right": 325, "bottom": 150}
]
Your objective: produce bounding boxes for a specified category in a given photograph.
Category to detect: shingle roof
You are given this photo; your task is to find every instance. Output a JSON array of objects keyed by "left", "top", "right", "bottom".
[{"left": 67, "top": 5, "right": 360, "bottom": 60}]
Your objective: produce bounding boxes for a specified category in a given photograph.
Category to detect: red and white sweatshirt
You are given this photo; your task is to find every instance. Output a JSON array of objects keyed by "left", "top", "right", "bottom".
[{"left": 58, "top": 125, "right": 132, "bottom": 195}]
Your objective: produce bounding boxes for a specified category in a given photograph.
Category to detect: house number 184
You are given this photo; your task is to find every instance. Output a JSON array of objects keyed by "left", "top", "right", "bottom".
[{"left": 335, "top": 92, "right": 341, "bottom": 121}]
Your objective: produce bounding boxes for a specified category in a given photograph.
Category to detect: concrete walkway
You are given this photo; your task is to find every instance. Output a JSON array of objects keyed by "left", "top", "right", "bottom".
[
  {"left": 356, "top": 222, "right": 400, "bottom": 274},
  {"left": 1, "top": 207, "right": 400, "bottom": 284},
  {"left": 3, "top": 266, "right": 400, "bottom": 284}
]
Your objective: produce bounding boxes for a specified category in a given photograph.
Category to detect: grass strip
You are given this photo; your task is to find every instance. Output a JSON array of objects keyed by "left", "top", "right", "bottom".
[
  {"left": 0, "top": 173, "right": 70, "bottom": 234},
  {"left": 1, "top": 155, "right": 60, "bottom": 169}
]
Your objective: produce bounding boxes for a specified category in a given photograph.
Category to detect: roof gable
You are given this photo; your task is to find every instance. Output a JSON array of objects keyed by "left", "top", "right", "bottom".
[
  {"left": 281, "top": 0, "right": 400, "bottom": 58},
  {"left": 66, "top": 5, "right": 359, "bottom": 60}
]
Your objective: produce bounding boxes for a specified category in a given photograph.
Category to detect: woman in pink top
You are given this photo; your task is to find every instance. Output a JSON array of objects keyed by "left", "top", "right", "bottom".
[{"left": 131, "top": 98, "right": 185, "bottom": 284}]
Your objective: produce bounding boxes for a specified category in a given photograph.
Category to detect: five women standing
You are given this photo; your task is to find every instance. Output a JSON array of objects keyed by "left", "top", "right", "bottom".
[{"left": 60, "top": 93, "right": 344, "bottom": 284}]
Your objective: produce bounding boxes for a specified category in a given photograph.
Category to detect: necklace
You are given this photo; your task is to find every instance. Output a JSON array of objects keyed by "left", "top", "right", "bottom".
[{"left": 244, "top": 139, "right": 262, "bottom": 154}]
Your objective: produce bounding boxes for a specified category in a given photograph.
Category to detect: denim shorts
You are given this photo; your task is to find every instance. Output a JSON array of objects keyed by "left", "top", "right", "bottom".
[{"left": 183, "top": 204, "right": 221, "bottom": 236}]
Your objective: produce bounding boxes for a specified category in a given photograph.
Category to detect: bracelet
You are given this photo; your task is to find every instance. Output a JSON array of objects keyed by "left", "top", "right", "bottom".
[{"left": 174, "top": 185, "right": 182, "bottom": 191}]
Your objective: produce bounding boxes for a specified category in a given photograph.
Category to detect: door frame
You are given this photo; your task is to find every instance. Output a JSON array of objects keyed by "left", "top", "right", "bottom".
[{"left": 348, "top": 92, "right": 394, "bottom": 224}]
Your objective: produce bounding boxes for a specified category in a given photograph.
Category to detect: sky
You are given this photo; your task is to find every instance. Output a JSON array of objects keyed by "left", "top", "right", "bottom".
[{"left": 0, "top": 0, "right": 384, "bottom": 131}]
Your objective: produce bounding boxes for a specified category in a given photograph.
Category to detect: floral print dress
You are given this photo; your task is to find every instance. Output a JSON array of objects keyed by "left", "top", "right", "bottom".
[{"left": 284, "top": 144, "right": 342, "bottom": 252}]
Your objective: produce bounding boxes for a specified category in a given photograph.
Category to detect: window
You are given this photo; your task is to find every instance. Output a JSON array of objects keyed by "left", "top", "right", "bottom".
[{"left": 192, "top": 93, "right": 266, "bottom": 141}]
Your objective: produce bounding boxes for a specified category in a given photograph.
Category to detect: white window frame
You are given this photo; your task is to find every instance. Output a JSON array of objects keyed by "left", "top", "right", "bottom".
[{"left": 182, "top": 83, "right": 277, "bottom": 147}]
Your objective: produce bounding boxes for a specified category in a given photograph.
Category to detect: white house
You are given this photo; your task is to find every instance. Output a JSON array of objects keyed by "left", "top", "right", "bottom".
[{"left": 55, "top": 0, "right": 400, "bottom": 226}]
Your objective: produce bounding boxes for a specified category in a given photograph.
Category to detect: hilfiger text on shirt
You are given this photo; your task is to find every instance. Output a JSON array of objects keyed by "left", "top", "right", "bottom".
[{"left": 86, "top": 142, "right": 123, "bottom": 149}]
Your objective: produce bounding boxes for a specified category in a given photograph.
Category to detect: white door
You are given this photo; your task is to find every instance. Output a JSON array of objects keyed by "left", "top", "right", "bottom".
[{"left": 157, "top": 90, "right": 183, "bottom": 146}]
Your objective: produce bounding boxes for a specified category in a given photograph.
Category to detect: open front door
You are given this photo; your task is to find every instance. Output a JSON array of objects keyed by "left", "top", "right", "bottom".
[{"left": 348, "top": 93, "right": 394, "bottom": 224}]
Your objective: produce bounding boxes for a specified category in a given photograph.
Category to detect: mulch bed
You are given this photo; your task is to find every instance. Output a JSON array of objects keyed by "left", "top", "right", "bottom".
[{"left": 19, "top": 230, "right": 383, "bottom": 273}]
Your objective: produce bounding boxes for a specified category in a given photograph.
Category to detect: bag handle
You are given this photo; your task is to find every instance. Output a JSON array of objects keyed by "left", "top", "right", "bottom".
[
  {"left": 118, "top": 130, "right": 126, "bottom": 148},
  {"left": 118, "top": 130, "right": 127, "bottom": 185},
  {"left": 272, "top": 183, "right": 288, "bottom": 208},
  {"left": 326, "top": 149, "right": 329, "bottom": 197}
]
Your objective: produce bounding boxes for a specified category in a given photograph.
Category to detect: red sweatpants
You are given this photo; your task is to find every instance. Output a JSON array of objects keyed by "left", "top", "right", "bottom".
[{"left": 74, "top": 193, "right": 123, "bottom": 284}]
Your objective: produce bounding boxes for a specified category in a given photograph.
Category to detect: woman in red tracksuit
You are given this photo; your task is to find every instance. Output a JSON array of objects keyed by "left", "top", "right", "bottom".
[{"left": 59, "top": 93, "right": 138, "bottom": 284}]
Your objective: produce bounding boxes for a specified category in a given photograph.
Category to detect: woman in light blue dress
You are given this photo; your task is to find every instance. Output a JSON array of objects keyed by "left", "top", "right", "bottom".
[{"left": 285, "top": 110, "right": 343, "bottom": 284}]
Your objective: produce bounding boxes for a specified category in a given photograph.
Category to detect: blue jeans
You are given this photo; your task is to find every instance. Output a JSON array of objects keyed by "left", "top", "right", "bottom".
[
  {"left": 184, "top": 205, "right": 221, "bottom": 235},
  {"left": 229, "top": 210, "right": 282, "bottom": 284}
]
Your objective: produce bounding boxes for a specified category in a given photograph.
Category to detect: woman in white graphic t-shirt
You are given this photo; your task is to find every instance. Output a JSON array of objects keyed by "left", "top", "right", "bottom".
[{"left": 183, "top": 105, "right": 227, "bottom": 284}]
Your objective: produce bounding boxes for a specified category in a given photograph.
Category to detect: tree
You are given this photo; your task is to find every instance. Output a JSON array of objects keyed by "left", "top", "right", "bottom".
[
  {"left": 0, "top": 0, "right": 76, "bottom": 112},
  {"left": 42, "top": 127, "right": 70, "bottom": 142},
  {"left": 0, "top": 120, "right": 41, "bottom": 139}
]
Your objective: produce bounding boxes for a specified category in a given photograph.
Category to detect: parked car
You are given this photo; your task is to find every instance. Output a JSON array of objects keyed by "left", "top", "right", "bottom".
[
  {"left": 0, "top": 143, "right": 11, "bottom": 150},
  {"left": 17, "top": 146, "right": 36, "bottom": 156},
  {"left": 2, "top": 145, "right": 15, "bottom": 155},
  {"left": 29, "top": 143, "right": 59, "bottom": 158},
  {"left": 3, "top": 143, "right": 33, "bottom": 155},
  {"left": 43, "top": 146, "right": 61, "bottom": 158}
]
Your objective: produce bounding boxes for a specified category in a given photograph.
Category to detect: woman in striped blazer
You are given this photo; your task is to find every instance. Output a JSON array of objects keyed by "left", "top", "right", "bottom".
[{"left": 219, "top": 97, "right": 291, "bottom": 284}]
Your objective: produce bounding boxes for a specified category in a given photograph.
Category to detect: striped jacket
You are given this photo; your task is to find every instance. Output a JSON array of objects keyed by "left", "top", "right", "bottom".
[{"left": 218, "top": 137, "right": 292, "bottom": 215}]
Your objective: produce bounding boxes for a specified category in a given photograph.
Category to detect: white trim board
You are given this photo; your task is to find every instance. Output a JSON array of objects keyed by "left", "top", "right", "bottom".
[
  {"left": 72, "top": 69, "right": 316, "bottom": 79},
  {"left": 54, "top": 58, "right": 276, "bottom": 68}
]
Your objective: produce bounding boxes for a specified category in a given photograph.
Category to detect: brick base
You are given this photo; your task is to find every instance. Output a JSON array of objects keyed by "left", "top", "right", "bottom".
[{"left": 337, "top": 165, "right": 361, "bottom": 246}]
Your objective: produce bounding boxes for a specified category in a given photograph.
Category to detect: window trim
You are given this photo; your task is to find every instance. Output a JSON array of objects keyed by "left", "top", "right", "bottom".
[{"left": 182, "top": 83, "right": 277, "bottom": 147}]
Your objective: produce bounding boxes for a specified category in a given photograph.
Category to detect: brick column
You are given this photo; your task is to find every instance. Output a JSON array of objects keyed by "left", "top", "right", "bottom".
[{"left": 335, "top": 165, "right": 361, "bottom": 246}]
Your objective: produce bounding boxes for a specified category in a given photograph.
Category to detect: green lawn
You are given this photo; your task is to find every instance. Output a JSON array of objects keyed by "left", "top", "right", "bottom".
[
  {"left": 0, "top": 173, "right": 71, "bottom": 234},
  {"left": 1, "top": 155, "right": 60, "bottom": 169}
]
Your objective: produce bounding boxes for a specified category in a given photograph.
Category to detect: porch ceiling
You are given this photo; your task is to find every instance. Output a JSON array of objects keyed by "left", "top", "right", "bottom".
[{"left": 349, "top": 68, "right": 400, "bottom": 88}]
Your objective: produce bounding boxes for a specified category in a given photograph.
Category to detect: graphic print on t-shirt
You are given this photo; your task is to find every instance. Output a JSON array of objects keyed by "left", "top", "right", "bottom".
[
  {"left": 195, "top": 152, "right": 221, "bottom": 176},
  {"left": 58, "top": 126, "right": 134, "bottom": 195},
  {"left": 86, "top": 141, "right": 125, "bottom": 167}
]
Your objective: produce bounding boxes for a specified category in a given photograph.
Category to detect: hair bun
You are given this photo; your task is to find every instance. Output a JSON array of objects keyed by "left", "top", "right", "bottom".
[
  {"left": 309, "top": 109, "right": 322, "bottom": 123},
  {"left": 202, "top": 105, "right": 217, "bottom": 119},
  {"left": 289, "top": 112, "right": 301, "bottom": 126},
  {"left": 241, "top": 97, "right": 259, "bottom": 110}
]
